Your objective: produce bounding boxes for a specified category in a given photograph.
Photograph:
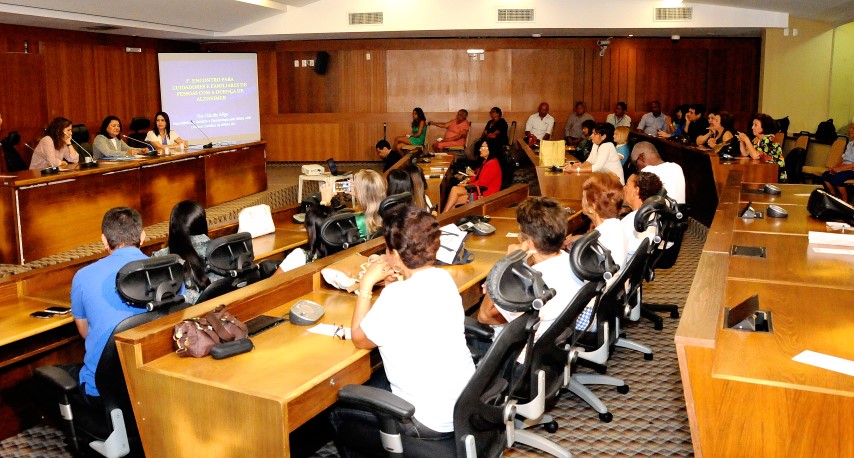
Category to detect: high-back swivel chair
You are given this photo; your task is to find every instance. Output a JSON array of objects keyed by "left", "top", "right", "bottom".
[
  {"left": 636, "top": 193, "right": 688, "bottom": 329},
  {"left": 33, "top": 255, "right": 187, "bottom": 458},
  {"left": 197, "top": 232, "right": 262, "bottom": 303}
]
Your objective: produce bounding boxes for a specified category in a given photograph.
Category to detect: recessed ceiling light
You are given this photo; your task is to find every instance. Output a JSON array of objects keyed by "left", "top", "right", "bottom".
[{"left": 532, "top": 33, "right": 542, "bottom": 38}]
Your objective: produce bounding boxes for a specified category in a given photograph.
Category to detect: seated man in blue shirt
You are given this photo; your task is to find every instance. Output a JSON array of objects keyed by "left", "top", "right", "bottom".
[{"left": 68, "top": 207, "right": 148, "bottom": 401}]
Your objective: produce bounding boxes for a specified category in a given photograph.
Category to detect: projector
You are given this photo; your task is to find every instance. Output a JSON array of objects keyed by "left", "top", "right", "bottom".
[{"left": 301, "top": 164, "right": 325, "bottom": 175}]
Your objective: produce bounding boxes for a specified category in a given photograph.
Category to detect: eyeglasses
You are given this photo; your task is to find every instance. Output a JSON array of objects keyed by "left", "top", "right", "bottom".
[{"left": 333, "top": 324, "right": 347, "bottom": 341}]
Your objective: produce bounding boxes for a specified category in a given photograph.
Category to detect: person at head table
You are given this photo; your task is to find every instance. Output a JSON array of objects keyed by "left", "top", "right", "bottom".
[
  {"left": 29, "top": 117, "right": 79, "bottom": 170},
  {"left": 92, "top": 116, "right": 148, "bottom": 159},
  {"left": 145, "top": 112, "right": 189, "bottom": 152}
]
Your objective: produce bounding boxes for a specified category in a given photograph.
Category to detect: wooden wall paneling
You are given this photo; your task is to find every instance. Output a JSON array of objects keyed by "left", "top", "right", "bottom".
[
  {"left": 386, "top": 50, "right": 450, "bottom": 113},
  {"left": 0, "top": 53, "right": 48, "bottom": 130},
  {"left": 625, "top": 47, "right": 637, "bottom": 113},
  {"left": 263, "top": 122, "right": 340, "bottom": 161},
  {"left": 42, "top": 42, "right": 99, "bottom": 125},
  {"left": 91, "top": 46, "right": 161, "bottom": 131},
  {"left": 509, "top": 49, "right": 576, "bottom": 115},
  {"left": 257, "top": 50, "right": 279, "bottom": 115},
  {"left": 277, "top": 50, "right": 338, "bottom": 113},
  {"left": 336, "top": 49, "right": 386, "bottom": 113},
  {"left": 447, "top": 49, "right": 512, "bottom": 113}
]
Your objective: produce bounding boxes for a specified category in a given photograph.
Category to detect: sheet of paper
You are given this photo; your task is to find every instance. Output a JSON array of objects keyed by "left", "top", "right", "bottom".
[
  {"left": 792, "top": 350, "right": 854, "bottom": 377},
  {"left": 437, "top": 223, "right": 466, "bottom": 264},
  {"left": 506, "top": 232, "right": 519, "bottom": 238},
  {"left": 811, "top": 246, "right": 854, "bottom": 255},
  {"left": 308, "top": 323, "right": 352, "bottom": 340},
  {"left": 808, "top": 231, "right": 854, "bottom": 247}
]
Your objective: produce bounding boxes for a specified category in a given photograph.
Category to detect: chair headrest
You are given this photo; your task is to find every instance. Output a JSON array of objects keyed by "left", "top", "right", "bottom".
[
  {"left": 206, "top": 232, "right": 257, "bottom": 277},
  {"left": 319, "top": 212, "right": 364, "bottom": 250},
  {"left": 569, "top": 230, "right": 619, "bottom": 282},
  {"left": 116, "top": 254, "right": 184, "bottom": 311},
  {"left": 634, "top": 195, "right": 669, "bottom": 232},
  {"left": 129, "top": 117, "right": 151, "bottom": 131},
  {"left": 378, "top": 192, "right": 412, "bottom": 218},
  {"left": 71, "top": 124, "right": 89, "bottom": 143},
  {"left": 2, "top": 131, "right": 21, "bottom": 147},
  {"left": 485, "top": 250, "right": 556, "bottom": 313}
]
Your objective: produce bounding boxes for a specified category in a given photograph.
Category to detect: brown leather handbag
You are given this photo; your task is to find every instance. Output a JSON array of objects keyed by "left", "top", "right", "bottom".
[{"left": 173, "top": 305, "right": 248, "bottom": 357}]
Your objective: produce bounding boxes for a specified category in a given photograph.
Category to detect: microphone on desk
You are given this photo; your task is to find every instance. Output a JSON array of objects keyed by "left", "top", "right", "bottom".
[
  {"left": 121, "top": 135, "right": 158, "bottom": 156},
  {"left": 190, "top": 120, "right": 214, "bottom": 149},
  {"left": 70, "top": 137, "right": 98, "bottom": 168}
]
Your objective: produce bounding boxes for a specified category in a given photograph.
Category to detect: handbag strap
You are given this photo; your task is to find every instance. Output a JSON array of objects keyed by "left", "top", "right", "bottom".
[{"left": 204, "top": 311, "right": 237, "bottom": 342}]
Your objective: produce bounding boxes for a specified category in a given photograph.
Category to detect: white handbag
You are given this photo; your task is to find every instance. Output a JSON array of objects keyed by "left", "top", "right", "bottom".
[{"left": 237, "top": 204, "right": 275, "bottom": 238}]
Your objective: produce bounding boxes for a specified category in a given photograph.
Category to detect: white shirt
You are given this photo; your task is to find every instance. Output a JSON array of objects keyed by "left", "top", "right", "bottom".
[
  {"left": 586, "top": 142, "right": 625, "bottom": 184},
  {"left": 606, "top": 113, "right": 632, "bottom": 128},
  {"left": 643, "top": 162, "right": 686, "bottom": 204},
  {"left": 145, "top": 130, "right": 182, "bottom": 145},
  {"left": 495, "top": 251, "right": 584, "bottom": 361},
  {"left": 525, "top": 113, "right": 555, "bottom": 141},
  {"left": 575, "top": 218, "right": 628, "bottom": 331},
  {"left": 360, "top": 267, "right": 475, "bottom": 432},
  {"left": 621, "top": 210, "right": 656, "bottom": 259}
]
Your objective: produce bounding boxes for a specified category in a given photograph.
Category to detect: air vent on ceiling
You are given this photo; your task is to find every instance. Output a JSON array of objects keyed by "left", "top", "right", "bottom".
[
  {"left": 654, "top": 7, "right": 693, "bottom": 21},
  {"left": 349, "top": 12, "right": 383, "bottom": 25},
  {"left": 81, "top": 25, "right": 122, "bottom": 31},
  {"left": 497, "top": 8, "right": 534, "bottom": 22}
]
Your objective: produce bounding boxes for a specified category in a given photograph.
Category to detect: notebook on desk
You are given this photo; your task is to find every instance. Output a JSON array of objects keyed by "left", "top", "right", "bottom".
[{"left": 326, "top": 158, "right": 352, "bottom": 177}]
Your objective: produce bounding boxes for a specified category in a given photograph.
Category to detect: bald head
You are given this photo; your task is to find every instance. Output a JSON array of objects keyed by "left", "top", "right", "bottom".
[
  {"left": 631, "top": 141, "right": 662, "bottom": 170},
  {"left": 538, "top": 102, "right": 550, "bottom": 118}
]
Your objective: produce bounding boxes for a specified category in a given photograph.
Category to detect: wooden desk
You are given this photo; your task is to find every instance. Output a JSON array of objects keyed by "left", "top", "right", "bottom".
[
  {"left": 676, "top": 176, "right": 854, "bottom": 458},
  {"left": 518, "top": 140, "right": 591, "bottom": 201},
  {"left": 0, "top": 142, "right": 266, "bottom": 264},
  {"left": 115, "top": 185, "right": 531, "bottom": 458},
  {"left": 739, "top": 183, "right": 819, "bottom": 206},
  {"left": 732, "top": 203, "right": 828, "bottom": 235},
  {"left": 709, "top": 156, "right": 779, "bottom": 195}
]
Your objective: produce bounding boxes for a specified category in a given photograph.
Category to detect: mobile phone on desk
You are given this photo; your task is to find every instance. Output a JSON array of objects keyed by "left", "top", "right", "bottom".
[
  {"left": 334, "top": 181, "right": 351, "bottom": 193},
  {"left": 30, "top": 311, "right": 57, "bottom": 319}
]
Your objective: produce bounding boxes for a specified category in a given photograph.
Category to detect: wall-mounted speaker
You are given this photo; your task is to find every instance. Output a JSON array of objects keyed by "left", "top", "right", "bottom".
[{"left": 314, "top": 51, "right": 330, "bottom": 75}]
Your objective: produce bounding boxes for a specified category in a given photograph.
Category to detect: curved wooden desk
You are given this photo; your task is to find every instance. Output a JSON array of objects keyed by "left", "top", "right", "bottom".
[
  {"left": 676, "top": 172, "right": 854, "bottom": 457},
  {"left": 0, "top": 141, "right": 266, "bottom": 264}
]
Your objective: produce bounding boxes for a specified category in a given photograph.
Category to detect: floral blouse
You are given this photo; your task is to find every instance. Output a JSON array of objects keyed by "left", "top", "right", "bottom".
[{"left": 755, "top": 136, "right": 787, "bottom": 182}]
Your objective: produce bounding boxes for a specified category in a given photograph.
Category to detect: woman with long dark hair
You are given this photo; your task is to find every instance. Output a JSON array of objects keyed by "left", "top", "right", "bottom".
[
  {"left": 29, "top": 117, "right": 79, "bottom": 169},
  {"left": 153, "top": 200, "right": 220, "bottom": 303},
  {"left": 442, "top": 141, "right": 504, "bottom": 212},
  {"left": 277, "top": 203, "right": 336, "bottom": 274},
  {"left": 145, "top": 111, "right": 189, "bottom": 152},
  {"left": 392, "top": 108, "right": 427, "bottom": 153}
]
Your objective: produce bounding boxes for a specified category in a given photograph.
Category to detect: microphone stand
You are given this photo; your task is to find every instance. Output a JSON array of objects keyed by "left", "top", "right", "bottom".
[
  {"left": 123, "top": 135, "right": 158, "bottom": 156},
  {"left": 70, "top": 137, "right": 98, "bottom": 168}
]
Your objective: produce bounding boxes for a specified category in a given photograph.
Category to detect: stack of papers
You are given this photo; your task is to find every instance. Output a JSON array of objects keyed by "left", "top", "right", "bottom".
[
  {"left": 308, "top": 323, "right": 352, "bottom": 340},
  {"left": 437, "top": 223, "right": 467, "bottom": 264}
]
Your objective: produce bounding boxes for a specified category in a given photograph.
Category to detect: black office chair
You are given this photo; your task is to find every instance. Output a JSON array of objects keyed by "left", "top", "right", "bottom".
[
  {"left": 785, "top": 147, "right": 807, "bottom": 184},
  {"left": 71, "top": 124, "right": 93, "bottom": 158},
  {"left": 336, "top": 250, "right": 567, "bottom": 457},
  {"left": 634, "top": 194, "right": 687, "bottom": 329},
  {"left": 127, "top": 117, "right": 150, "bottom": 145},
  {"left": 499, "top": 230, "right": 616, "bottom": 435},
  {"left": 319, "top": 211, "right": 365, "bottom": 251},
  {"left": 197, "top": 233, "right": 261, "bottom": 303},
  {"left": 378, "top": 192, "right": 412, "bottom": 220},
  {"left": 1, "top": 130, "right": 29, "bottom": 171},
  {"left": 33, "top": 256, "right": 187, "bottom": 458}
]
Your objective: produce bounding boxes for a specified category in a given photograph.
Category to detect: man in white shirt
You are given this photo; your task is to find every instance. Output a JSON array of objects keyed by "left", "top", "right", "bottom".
[
  {"left": 524, "top": 102, "right": 555, "bottom": 147},
  {"left": 606, "top": 102, "right": 632, "bottom": 128},
  {"left": 621, "top": 172, "right": 664, "bottom": 258},
  {"left": 631, "top": 141, "right": 686, "bottom": 204},
  {"left": 636, "top": 100, "right": 668, "bottom": 136}
]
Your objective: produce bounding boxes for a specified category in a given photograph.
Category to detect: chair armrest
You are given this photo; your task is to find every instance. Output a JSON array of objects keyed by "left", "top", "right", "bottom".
[
  {"left": 464, "top": 316, "right": 494, "bottom": 340},
  {"left": 338, "top": 385, "right": 415, "bottom": 421},
  {"left": 34, "top": 366, "right": 78, "bottom": 393}
]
